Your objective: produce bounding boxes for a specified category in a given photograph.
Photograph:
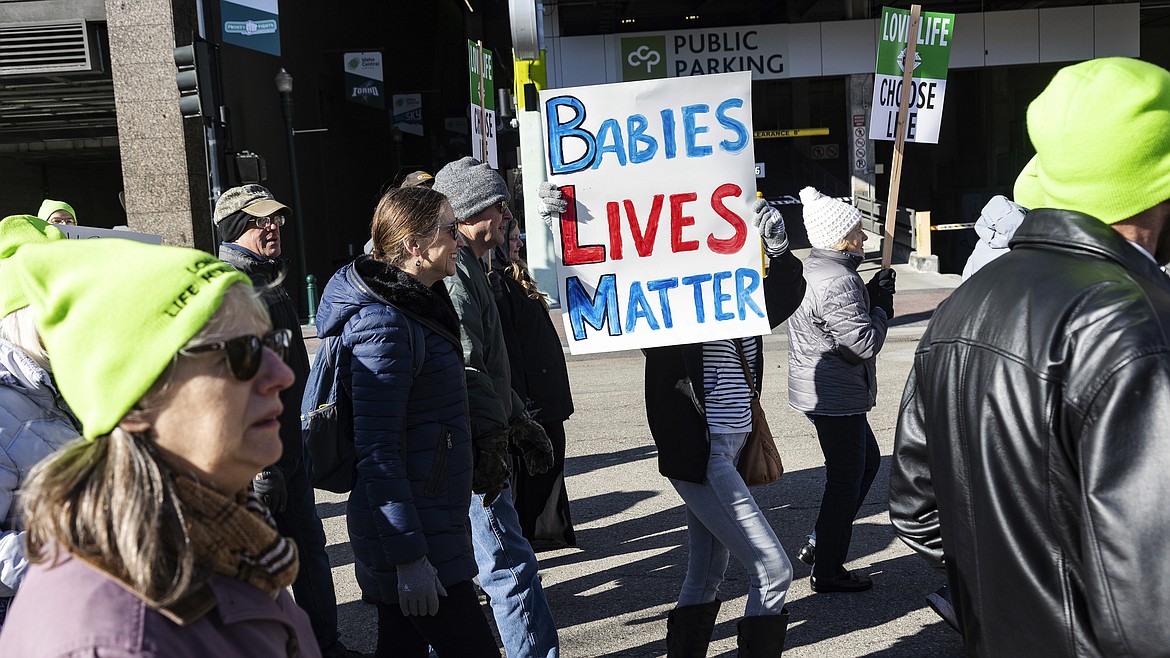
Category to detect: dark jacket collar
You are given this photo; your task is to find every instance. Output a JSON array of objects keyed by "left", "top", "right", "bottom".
[
  {"left": 218, "top": 243, "right": 286, "bottom": 284},
  {"left": 352, "top": 256, "right": 462, "bottom": 342},
  {"left": 1010, "top": 209, "right": 1168, "bottom": 285}
]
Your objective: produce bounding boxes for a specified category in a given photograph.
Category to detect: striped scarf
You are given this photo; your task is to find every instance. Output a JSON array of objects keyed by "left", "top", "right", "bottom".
[{"left": 174, "top": 476, "right": 299, "bottom": 598}]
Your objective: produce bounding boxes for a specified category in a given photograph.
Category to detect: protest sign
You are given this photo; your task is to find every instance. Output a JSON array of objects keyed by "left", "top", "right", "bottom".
[
  {"left": 540, "top": 70, "right": 768, "bottom": 355},
  {"left": 58, "top": 225, "right": 163, "bottom": 245},
  {"left": 869, "top": 6, "right": 955, "bottom": 144},
  {"left": 468, "top": 40, "right": 497, "bottom": 168}
]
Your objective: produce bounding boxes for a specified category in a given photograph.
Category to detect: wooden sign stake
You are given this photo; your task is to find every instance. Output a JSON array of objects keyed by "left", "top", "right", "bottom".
[{"left": 881, "top": 4, "right": 922, "bottom": 270}]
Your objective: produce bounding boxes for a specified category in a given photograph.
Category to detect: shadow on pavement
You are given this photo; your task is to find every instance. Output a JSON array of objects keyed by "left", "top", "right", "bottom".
[{"left": 563, "top": 444, "right": 658, "bottom": 478}]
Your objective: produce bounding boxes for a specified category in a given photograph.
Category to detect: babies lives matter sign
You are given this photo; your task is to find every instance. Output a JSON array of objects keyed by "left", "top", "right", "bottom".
[{"left": 540, "top": 71, "right": 769, "bottom": 355}]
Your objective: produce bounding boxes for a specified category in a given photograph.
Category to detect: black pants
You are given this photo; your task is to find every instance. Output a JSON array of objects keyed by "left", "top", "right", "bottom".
[
  {"left": 375, "top": 580, "right": 499, "bottom": 658},
  {"left": 808, "top": 414, "right": 880, "bottom": 579}
]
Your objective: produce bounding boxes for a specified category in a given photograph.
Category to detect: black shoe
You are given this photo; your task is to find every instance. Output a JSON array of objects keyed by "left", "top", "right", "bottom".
[
  {"left": 796, "top": 541, "right": 815, "bottom": 567},
  {"left": 810, "top": 571, "right": 873, "bottom": 593}
]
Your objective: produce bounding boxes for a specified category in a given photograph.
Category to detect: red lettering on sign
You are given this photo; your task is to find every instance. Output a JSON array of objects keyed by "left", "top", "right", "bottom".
[
  {"left": 670, "top": 192, "right": 700, "bottom": 253},
  {"left": 707, "top": 183, "right": 747, "bottom": 255},
  {"left": 560, "top": 185, "right": 606, "bottom": 265}
]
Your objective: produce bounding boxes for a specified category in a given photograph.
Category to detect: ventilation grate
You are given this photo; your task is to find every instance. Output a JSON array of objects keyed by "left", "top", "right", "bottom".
[{"left": 0, "top": 21, "right": 97, "bottom": 76}]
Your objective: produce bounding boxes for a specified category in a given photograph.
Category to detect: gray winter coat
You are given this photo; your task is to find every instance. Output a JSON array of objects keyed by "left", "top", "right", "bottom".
[
  {"left": 786, "top": 249, "right": 888, "bottom": 415},
  {"left": 0, "top": 339, "right": 80, "bottom": 598}
]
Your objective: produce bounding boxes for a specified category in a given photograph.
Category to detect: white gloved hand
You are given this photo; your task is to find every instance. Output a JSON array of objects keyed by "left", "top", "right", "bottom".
[
  {"left": 752, "top": 197, "right": 789, "bottom": 257},
  {"left": 396, "top": 556, "right": 447, "bottom": 616},
  {"left": 537, "top": 182, "right": 567, "bottom": 227}
]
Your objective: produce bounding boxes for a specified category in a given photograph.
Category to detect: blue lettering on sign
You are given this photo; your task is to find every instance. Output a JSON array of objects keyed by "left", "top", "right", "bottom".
[
  {"left": 593, "top": 118, "right": 627, "bottom": 169},
  {"left": 625, "top": 281, "right": 659, "bottom": 332},
  {"left": 564, "top": 270, "right": 762, "bottom": 341},
  {"left": 682, "top": 104, "right": 712, "bottom": 157},
  {"left": 543, "top": 94, "right": 750, "bottom": 173},
  {"left": 716, "top": 99, "right": 749, "bottom": 153},
  {"left": 627, "top": 114, "right": 658, "bottom": 164},
  {"left": 646, "top": 277, "right": 679, "bottom": 328},
  {"left": 735, "top": 267, "right": 765, "bottom": 319},
  {"left": 681, "top": 273, "right": 713, "bottom": 324},
  {"left": 712, "top": 270, "right": 734, "bottom": 321},
  {"left": 566, "top": 274, "right": 621, "bottom": 340},
  {"left": 546, "top": 96, "right": 596, "bottom": 175}
]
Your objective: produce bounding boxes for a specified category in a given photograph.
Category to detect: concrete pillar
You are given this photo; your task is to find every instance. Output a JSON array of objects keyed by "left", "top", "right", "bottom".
[
  {"left": 847, "top": 73, "right": 877, "bottom": 202},
  {"left": 105, "top": 0, "right": 212, "bottom": 249}
]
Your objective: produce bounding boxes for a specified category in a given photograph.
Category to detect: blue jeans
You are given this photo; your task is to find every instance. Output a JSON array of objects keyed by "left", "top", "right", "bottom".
[
  {"left": 807, "top": 414, "right": 880, "bottom": 580},
  {"left": 670, "top": 431, "right": 792, "bottom": 617},
  {"left": 274, "top": 458, "right": 340, "bottom": 652},
  {"left": 469, "top": 485, "right": 560, "bottom": 658}
]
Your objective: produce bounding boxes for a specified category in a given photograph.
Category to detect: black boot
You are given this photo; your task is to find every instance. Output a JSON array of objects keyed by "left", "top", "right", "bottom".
[
  {"left": 737, "top": 608, "right": 789, "bottom": 657},
  {"left": 666, "top": 599, "right": 722, "bottom": 658}
]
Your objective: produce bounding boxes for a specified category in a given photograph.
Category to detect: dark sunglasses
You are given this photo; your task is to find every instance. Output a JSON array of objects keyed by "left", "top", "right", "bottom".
[
  {"left": 439, "top": 221, "right": 460, "bottom": 241},
  {"left": 182, "top": 329, "right": 291, "bottom": 381}
]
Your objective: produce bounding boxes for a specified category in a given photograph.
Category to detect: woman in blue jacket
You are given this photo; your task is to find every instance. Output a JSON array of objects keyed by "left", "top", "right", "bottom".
[{"left": 315, "top": 187, "right": 498, "bottom": 657}]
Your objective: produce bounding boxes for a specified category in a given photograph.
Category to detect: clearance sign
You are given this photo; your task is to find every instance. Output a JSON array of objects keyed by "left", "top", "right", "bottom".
[
  {"left": 540, "top": 71, "right": 768, "bottom": 355},
  {"left": 869, "top": 7, "right": 955, "bottom": 144}
]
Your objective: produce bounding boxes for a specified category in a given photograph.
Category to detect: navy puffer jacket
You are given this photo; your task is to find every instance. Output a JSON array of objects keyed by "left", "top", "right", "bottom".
[{"left": 315, "top": 257, "right": 475, "bottom": 601}]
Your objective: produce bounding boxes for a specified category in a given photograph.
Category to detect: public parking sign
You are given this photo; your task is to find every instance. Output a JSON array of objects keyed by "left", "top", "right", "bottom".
[{"left": 869, "top": 7, "right": 954, "bottom": 144}]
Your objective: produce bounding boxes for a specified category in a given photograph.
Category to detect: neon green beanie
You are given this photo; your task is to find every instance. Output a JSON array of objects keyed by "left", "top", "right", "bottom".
[
  {"left": 6, "top": 239, "right": 250, "bottom": 439},
  {"left": 1018, "top": 57, "right": 1170, "bottom": 225},
  {"left": 0, "top": 215, "right": 67, "bottom": 317},
  {"left": 36, "top": 199, "right": 77, "bottom": 224}
]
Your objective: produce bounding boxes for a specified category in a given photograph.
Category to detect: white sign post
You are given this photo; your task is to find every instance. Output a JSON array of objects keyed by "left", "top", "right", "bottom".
[{"left": 540, "top": 71, "right": 769, "bottom": 355}]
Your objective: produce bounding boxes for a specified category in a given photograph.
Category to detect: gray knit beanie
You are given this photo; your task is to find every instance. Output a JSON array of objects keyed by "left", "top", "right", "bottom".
[{"left": 433, "top": 157, "right": 508, "bottom": 221}]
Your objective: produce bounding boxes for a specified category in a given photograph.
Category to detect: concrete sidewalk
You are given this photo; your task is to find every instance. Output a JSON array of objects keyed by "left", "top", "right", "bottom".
[{"left": 303, "top": 247, "right": 965, "bottom": 656}]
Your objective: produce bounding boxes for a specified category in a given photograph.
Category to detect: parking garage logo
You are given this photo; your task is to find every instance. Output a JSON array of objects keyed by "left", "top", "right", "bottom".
[{"left": 621, "top": 36, "right": 666, "bottom": 81}]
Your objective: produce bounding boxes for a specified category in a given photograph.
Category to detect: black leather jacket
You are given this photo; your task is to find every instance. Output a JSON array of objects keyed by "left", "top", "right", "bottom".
[{"left": 890, "top": 209, "right": 1170, "bottom": 657}]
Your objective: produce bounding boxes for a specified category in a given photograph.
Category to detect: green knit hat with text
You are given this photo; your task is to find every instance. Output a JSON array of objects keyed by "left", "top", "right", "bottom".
[
  {"left": 5, "top": 239, "right": 250, "bottom": 439},
  {"left": 1016, "top": 57, "right": 1170, "bottom": 224},
  {"left": 0, "top": 214, "right": 67, "bottom": 317}
]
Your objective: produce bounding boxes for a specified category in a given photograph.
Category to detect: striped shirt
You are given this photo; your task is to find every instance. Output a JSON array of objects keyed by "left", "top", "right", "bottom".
[{"left": 702, "top": 337, "right": 760, "bottom": 432}]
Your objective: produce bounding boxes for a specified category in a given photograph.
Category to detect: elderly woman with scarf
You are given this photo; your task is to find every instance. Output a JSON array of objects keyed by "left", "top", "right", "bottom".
[{"left": 0, "top": 239, "right": 318, "bottom": 657}]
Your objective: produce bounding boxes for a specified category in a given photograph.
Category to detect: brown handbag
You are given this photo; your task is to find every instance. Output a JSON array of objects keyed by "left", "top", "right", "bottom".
[{"left": 733, "top": 338, "right": 784, "bottom": 487}]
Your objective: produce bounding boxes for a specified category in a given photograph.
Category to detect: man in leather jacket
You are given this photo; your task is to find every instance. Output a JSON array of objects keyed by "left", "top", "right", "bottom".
[{"left": 890, "top": 57, "right": 1170, "bottom": 657}]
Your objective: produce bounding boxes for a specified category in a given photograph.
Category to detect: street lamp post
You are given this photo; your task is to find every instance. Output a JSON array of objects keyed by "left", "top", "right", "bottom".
[{"left": 274, "top": 68, "right": 315, "bottom": 324}]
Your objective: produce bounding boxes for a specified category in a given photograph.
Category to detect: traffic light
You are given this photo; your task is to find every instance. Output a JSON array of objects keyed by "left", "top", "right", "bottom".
[{"left": 173, "top": 40, "right": 218, "bottom": 119}]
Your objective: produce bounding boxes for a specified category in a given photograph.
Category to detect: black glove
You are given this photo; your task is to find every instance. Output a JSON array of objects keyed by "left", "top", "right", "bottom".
[
  {"left": 253, "top": 466, "right": 288, "bottom": 514},
  {"left": 509, "top": 415, "right": 555, "bottom": 475},
  {"left": 866, "top": 269, "right": 896, "bottom": 318},
  {"left": 472, "top": 432, "right": 511, "bottom": 505}
]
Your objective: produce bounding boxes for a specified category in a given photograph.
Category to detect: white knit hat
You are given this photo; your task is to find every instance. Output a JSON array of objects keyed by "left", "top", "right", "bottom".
[{"left": 800, "top": 186, "right": 861, "bottom": 249}]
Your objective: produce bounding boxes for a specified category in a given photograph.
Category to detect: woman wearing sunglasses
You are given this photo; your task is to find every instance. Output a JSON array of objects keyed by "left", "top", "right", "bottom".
[
  {"left": 0, "top": 239, "right": 319, "bottom": 657},
  {"left": 316, "top": 186, "right": 498, "bottom": 657}
]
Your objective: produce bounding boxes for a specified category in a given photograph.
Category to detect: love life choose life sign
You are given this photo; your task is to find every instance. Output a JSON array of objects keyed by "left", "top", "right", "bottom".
[
  {"left": 869, "top": 6, "right": 955, "bottom": 144},
  {"left": 540, "top": 71, "right": 770, "bottom": 355}
]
